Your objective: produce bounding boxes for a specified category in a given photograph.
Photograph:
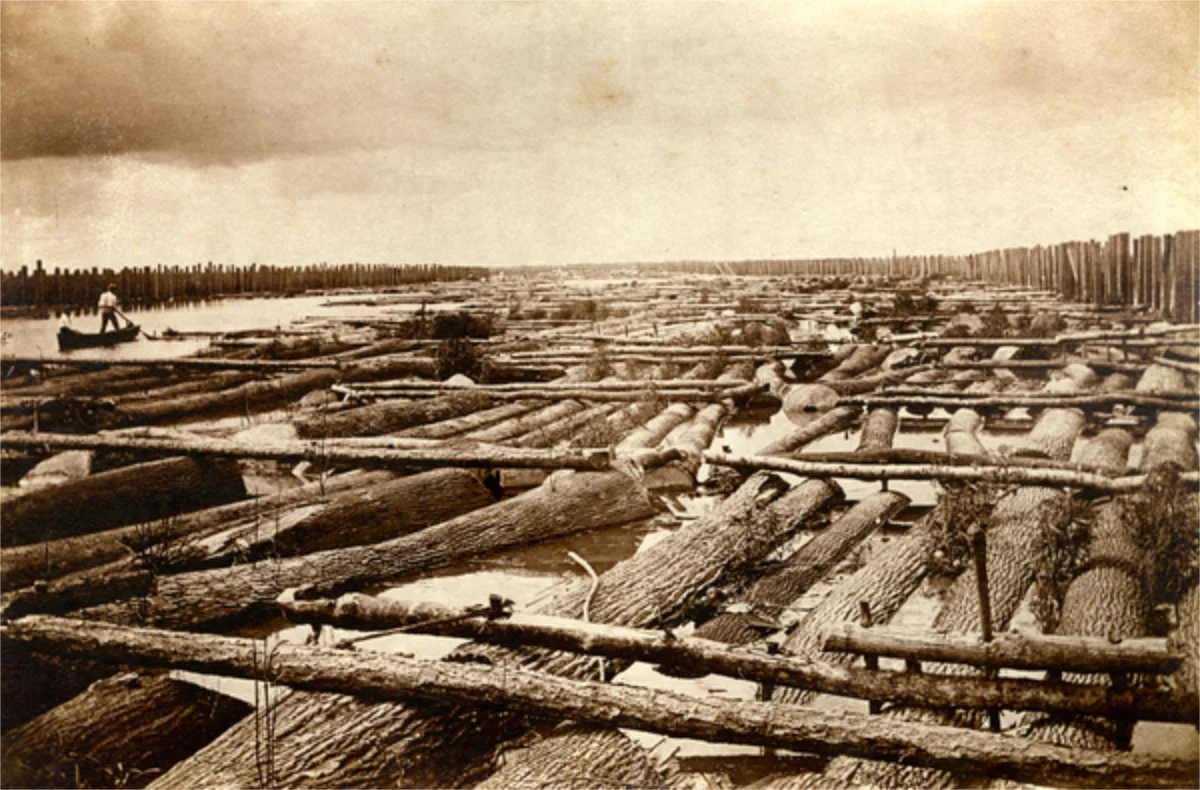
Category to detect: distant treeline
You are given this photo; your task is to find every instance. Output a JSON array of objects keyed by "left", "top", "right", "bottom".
[{"left": 1, "top": 261, "right": 488, "bottom": 314}]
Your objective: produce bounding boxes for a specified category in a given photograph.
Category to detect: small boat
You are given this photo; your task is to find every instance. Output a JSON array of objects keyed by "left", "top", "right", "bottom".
[{"left": 57, "top": 323, "right": 141, "bottom": 351}]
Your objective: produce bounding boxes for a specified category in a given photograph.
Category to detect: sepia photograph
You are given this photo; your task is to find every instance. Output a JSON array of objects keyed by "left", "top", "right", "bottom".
[{"left": 0, "top": 1, "right": 1197, "bottom": 788}]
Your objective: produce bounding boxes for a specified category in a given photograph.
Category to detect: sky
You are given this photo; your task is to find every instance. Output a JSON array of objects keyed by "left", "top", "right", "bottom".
[{"left": 1, "top": 1, "right": 1197, "bottom": 271}]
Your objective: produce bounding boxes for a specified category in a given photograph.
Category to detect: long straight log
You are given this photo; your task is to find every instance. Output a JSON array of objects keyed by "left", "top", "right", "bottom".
[
  {"left": 5, "top": 616, "right": 1193, "bottom": 790},
  {"left": 787, "top": 447, "right": 1106, "bottom": 473},
  {"left": 703, "top": 451, "right": 1192, "bottom": 493},
  {"left": 643, "top": 402, "right": 728, "bottom": 489},
  {"left": 334, "top": 383, "right": 765, "bottom": 403},
  {"left": 114, "top": 368, "right": 344, "bottom": 425},
  {"left": 347, "top": 378, "right": 755, "bottom": 392},
  {"left": 0, "top": 469, "right": 393, "bottom": 594},
  {"left": 151, "top": 475, "right": 830, "bottom": 789},
  {"left": 0, "top": 672, "right": 252, "bottom": 790},
  {"left": 760, "top": 406, "right": 860, "bottom": 455},
  {"left": 840, "top": 392, "right": 1198, "bottom": 410},
  {"left": 75, "top": 469, "right": 664, "bottom": 631},
  {"left": 1, "top": 456, "right": 246, "bottom": 547},
  {"left": 0, "top": 431, "right": 610, "bottom": 471},
  {"left": 277, "top": 595, "right": 1194, "bottom": 724},
  {"left": 824, "top": 627, "right": 1182, "bottom": 675},
  {"left": 460, "top": 399, "right": 586, "bottom": 443},
  {"left": 293, "top": 391, "right": 493, "bottom": 438},
  {"left": 0, "top": 355, "right": 342, "bottom": 371},
  {"left": 390, "top": 400, "right": 546, "bottom": 439}
]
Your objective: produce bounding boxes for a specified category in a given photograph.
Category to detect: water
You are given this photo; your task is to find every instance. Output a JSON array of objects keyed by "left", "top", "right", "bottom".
[{"left": 0, "top": 294, "right": 462, "bottom": 362}]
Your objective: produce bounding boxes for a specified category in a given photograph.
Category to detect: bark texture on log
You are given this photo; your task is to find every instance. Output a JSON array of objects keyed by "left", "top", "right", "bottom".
[
  {"left": 1018, "top": 421, "right": 1197, "bottom": 752},
  {"left": 1, "top": 457, "right": 246, "bottom": 547},
  {"left": 695, "top": 491, "right": 909, "bottom": 645},
  {"left": 9, "top": 617, "right": 1191, "bottom": 790},
  {"left": 463, "top": 400, "right": 586, "bottom": 443},
  {"left": 0, "top": 672, "right": 251, "bottom": 790},
  {"left": 1, "top": 469, "right": 393, "bottom": 601},
  {"left": 294, "top": 391, "right": 492, "bottom": 438},
  {"left": 77, "top": 470, "right": 663, "bottom": 631},
  {"left": 195, "top": 467, "right": 496, "bottom": 564},
  {"left": 1135, "top": 363, "right": 1190, "bottom": 395},
  {"left": 153, "top": 475, "right": 833, "bottom": 789},
  {"left": 855, "top": 408, "right": 899, "bottom": 452},
  {"left": 815, "top": 418, "right": 1122, "bottom": 789},
  {"left": 819, "top": 345, "right": 889, "bottom": 382},
  {"left": 767, "top": 406, "right": 858, "bottom": 455},
  {"left": 475, "top": 725, "right": 667, "bottom": 789},
  {"left": 116, "top": 368, "right": 342, "bottom": 425},
  {"left": 392, "top": 400, "right": 544, "bottom": 439}
]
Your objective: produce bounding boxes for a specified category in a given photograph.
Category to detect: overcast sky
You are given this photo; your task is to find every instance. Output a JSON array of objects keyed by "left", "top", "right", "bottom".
[{"left": 2, "top": 1, "right": 1196, "bottom": 271}]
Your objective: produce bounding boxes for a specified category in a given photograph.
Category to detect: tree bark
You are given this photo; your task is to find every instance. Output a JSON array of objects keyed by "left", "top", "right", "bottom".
[
  {"left": 114, "top": 368, "right": 344, "bottom": 425},
  {"left": 855, "top": 408, "right": 898, "bottom": 451},
  {"left": 475, "top": 725, "right": 668, "bottom": 789},
  {"left": 1, "top": 431, "right": 611, "bottom": 472},
  {"left": 0, "top": 672, "right": 252, "bottom": 789},
  {"left": 75, "top": 469, "right": 664, "bottom": 631},
  {"left": 823, "top": 627, "right": 1181, "bottom": 675},
  {"left": 694, "top": 491, "right": 910, "bottom": 645},
  {"left": 1017, "top": 418, "right": 1197, "bottom": 752},
  {"left": 277, "top": 594, "right": 1192, "bottom": 724},
  {"left": 0, "top": 469, "right": 392, "bottom": 595},
  {"left": 294, "top": 391, "right": 493, "bottom": 438},
  {"left": 760, "top": 406, "right": 859, "bottom": 455},
  {"left": 462, "top": 400, "right": 587, "bottom": 443},
  {"left": 391, "top": 400, "right": 546, "bottom": 439},
  {"left": 6, "top": 617, "right": 1193, "bottom": 790},
  {"left": 814, "top": 418, "right": 1122, "bottom": 790},
  {"left": 819, "top": 345, "right": 890, "bottom": 382},
  {"left": 182, "top": 467, "right": 496, "bottom": 566},
  {"left": 1135, "top": 363, "right": 1190, "bottom": 395},
  {"left": 643, "top": 402, "right": 728, "bottom": 490},
  {"left": 150, "top": 474, "right": 833, "bottom": 789},
  {"left": 2, "top": 456, "right": 246, "bottom": 547}
]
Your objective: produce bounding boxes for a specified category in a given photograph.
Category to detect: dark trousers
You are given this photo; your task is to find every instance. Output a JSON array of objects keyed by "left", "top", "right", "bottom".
[{"left": 100, "top": 311, "right": 119, "bottom": 333}]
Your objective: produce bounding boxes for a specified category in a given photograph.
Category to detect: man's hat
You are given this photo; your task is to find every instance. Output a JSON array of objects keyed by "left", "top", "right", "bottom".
[{"left": 108, "top": 283, "right": 117, "bottom": 289}]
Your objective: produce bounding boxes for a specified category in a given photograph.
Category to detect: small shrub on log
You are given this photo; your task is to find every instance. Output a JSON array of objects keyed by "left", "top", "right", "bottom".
[
  {"left": 435, "top": 338, "right": 483, "bottom": 380},
  {"left": 1126, "top": 466, "right": 1200, "bottom": 607}
]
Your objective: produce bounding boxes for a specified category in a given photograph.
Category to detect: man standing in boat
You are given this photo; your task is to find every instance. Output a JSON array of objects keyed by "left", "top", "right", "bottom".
[{"left": 98, "top": 284, "right": 121, "bottom": 333}]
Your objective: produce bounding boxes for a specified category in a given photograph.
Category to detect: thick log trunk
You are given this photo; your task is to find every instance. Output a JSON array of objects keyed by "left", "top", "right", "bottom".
[
  {"left": 114, "top": 368, "right": 343, "bottom": 425},
  {"left": 643, "top": 403, "right": 727, "bottom": 490},
  {"left": 391, "top": 401, "right": 545, "bottom": 439},
  {"left": 511, "top": 403, "right": 623, "bottom": 448},
  {"left": 1, "top": 456, "right": 246, "bottom": 547},
  {"left": 294, "top": 391, "right": 492, "bottom": 438},
  {"left": 475, "top": 725, "right": 667, "bottom": 789},
  {"left": 76, "top": 469, "right": 664, "bottom": 631},
  {"left": 819, "top": 345, "right": 890, "bottom": 381},
  {"left": 462, "top": 400, "right": 586, "bottom": 442},
  {"left": 1172, "top": 584, "right": 1200, "bottom": 698},
  {"left": 0, "top": 469, "right": 391, "bottom": 595},
  {"left": 193, "top": 467, "right": 496, "bottom": 565},
  {"left": 695, "top": 491, "right": 910, "bottom": 645},
  {"left": 615, "top": 403, "right": 696, "bottom": 454},
  {"left": 6, "top": 617, "right": 1193, "bottom": 790},
  {"left": 151, "top": 474, "right": 833, "bottom": 789},
  {"left": 856, "top": 408, "right": 898, "bottom": 451},
  {"left": 1135, "top": 363, "right": 1190, "bottom": 395},
  {"left": 0, "top": 672, "right": 252, "bottom": 789},
  {"left": 822, "top": 364, "right": 933, "bottom": 396},
  {"left": 762, "top": 406, "right": 860, "bottom": 455}
]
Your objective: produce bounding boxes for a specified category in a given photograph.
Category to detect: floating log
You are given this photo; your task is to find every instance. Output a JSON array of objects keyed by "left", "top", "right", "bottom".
[
  {"left": 695, "top": 491, "right": 910, "bottom": 645},
  {"left": 278, "top": 594, "right": 1194, "bottom": 725},
  {"left": 391, "top": 400, "right": 546, "bottom": 439},
  {"left": 762, "top": 406, "right": 860, "bottom": 455},
  {"left": 346, "top": 378, "right": 754, "bottom": 392},
  {"left": 1, "top": 456, "right": 246, "bottom": 548},
  {"left": 840, "top": 392, "right": 1198, "bottom": 410},
  {"left": 0, "top": 468, "right": 393, "bottom": 594},
  {"left": 786, "top": 447, "right": 1097, "bottom": 473},
  {"left": 818, "top": 344, "right": 890, "bottom": 382},
  {"left": 190, "top": 467, "right": 497, "bottom": 566},
  {"left": 0, "top": 672, "right": 252, "bottom": 790},
  {"left": 334, "top": 383, "right": 766, "bottom": 404},
  {"left": 821, "top": 364, "right": 934, "bottom": 396},
  {"left": 0, "top": 431, "right": 610, "bottom": 472},
  {"left": 476, "top": 726, "right": 667, "bottom": 789},
  {"left": 461, "top": 399, "right": 587, "bottom": 443},
  {"left": 824, "top": 628, "right": 1182, "bottom": 675},
  {"left": 1, "top": 354, "right": 341, "bottom": 371},
  {"left": 701, "top": 451, "right": 1190, "bottom": 493},
  {"left": 294, "top": 391, "right": 493, "bottom": 438},
  {"left": 643, "top": 402, "right": 727, "bottom": 490},
  {"left": 114, "top": 368, "right": 343, "bottom": 425},
  {"left": 5, "top": 617, "right": 1194, "bottom": 790},
  {"left": 76, "top": 469, "right": 664, "bottom": 631}
]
